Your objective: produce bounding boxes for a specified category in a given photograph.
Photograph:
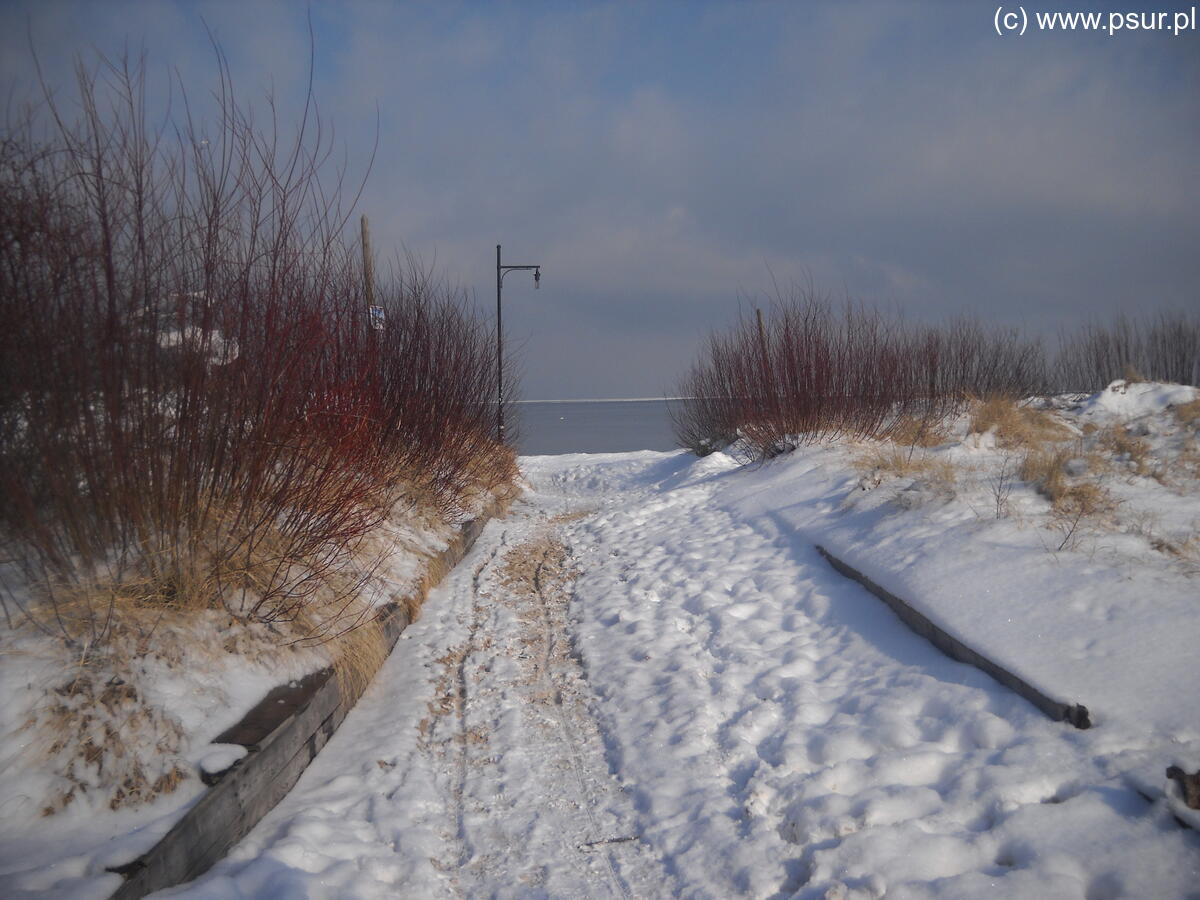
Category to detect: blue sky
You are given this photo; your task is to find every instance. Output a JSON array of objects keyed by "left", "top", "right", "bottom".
[{"left": 3, "top": 1, "right": 1197, "bottom": 399}]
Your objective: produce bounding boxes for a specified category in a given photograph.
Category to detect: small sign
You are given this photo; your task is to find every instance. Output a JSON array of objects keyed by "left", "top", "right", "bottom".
[{"left": 369, "top": 306, "right": 385, "bottom": 331}]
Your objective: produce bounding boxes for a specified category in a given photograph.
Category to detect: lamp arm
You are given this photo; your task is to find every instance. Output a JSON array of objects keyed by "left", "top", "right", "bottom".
[{"left": 499, "top": 264, "right": 541, "bottom": 284}]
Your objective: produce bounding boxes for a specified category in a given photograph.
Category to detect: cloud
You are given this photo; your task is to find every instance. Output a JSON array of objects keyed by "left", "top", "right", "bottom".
[{"left": 4, "top": 0, "right": 1197, "bottom": 398}]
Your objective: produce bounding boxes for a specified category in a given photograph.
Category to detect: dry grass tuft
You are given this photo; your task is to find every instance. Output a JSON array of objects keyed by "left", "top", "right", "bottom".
[
  {"left": 32, "top": 655, "right": 190, "bottom": 815},
  {"left": 969, "top": 396, "right": 1072, "bottom": 448},
  {"left": 1150, "top": 534, "right": 1200, "bottom": 569},
  {"left": 1174, "top": 398, "right": 1200, "bottom": 429},
  {"left": 326, "top": 619, "right": 389, "bottom": 706},
  {"left": 1178, "top": 440, "right": 1200, "bottom": 480},
  {"left": 890, "top": 415, "right": 948, "bottom": 448},
  {"left": 1019, "top": 449, "right": 1110, "bottom": 515},
  {"left": 1100, "top": 425, "right": 1155, "bottom": 476},
  {"left": 854, "top": 446, "right": 958, "bottom": 486}
]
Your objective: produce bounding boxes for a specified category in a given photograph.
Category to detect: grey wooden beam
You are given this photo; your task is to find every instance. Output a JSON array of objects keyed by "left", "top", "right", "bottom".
[
  {"left": 107, "top": 504, "right": 503, "bottom": 898},
  {"left": 815, "top": 545, "right": 1090, "bottom": 729}
]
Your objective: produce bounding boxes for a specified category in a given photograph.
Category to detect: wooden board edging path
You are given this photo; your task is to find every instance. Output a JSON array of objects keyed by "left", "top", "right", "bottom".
[
  {"left": 815, "top": 545, "right": 1091, "bottom": 730},
  {"left": 107, "top": 504, "right": 502, "bottom": 899}
]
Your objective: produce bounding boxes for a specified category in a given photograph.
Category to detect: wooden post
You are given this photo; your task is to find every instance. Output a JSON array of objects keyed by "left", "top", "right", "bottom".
[
  {"left": 756, "top": 307, "right": 773, "bottom": 423},
  {"left": 496, "top": 244, "right": 504, "bottom": 443},
  {"left": 360, "top": 215, "right": 374, "bottom": 309}
]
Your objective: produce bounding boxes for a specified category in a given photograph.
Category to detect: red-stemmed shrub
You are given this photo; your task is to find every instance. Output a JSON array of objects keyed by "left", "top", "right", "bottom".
[
  {"left": 0, "top": 52, "right": 511, "bottom": 649},
  {"left": 671, "top": 289, "right": 1050, "bottom": 459}
]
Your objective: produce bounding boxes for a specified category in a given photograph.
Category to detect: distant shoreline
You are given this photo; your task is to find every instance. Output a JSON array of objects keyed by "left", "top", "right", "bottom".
[{"left": 515, "top": 397, "right": 690, "bottom": 404}]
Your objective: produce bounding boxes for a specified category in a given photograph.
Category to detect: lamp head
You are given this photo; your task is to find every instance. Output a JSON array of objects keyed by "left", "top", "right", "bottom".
[{"left": 534, "top": 267, "right": 541, "bottom": 289}]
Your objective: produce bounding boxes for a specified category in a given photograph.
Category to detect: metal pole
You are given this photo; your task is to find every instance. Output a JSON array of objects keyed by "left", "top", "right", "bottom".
[
  {"left": 361, "top": 215, "right": 374, "bottom": 309},
  {"left": 496, "top": 244, "right": 503, "bottom": 443}
]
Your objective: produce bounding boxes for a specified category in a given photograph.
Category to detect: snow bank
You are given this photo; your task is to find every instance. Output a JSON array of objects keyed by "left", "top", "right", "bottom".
[
  {"left": 546, "top": 437, "right": 1200, "bottom": 897},
  {"left": 1079, "top": 378, "right": 1196, "bottom": 419},
  {"left": 0, "top": 488, "right": 501, "bottom": 899},
  {"left": 7, "top": 381, "right": 1194, "bottom": 897}
]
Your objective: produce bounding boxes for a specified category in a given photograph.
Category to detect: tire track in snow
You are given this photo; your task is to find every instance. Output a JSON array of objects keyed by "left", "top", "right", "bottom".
[
  {"left": 424, "top": 501, "right": 669, "bottom": 897},
  {"left": 530, "top": 543, "right": 633, "bottom": 900},
  {"left": 449, "top": 533, "right": 508, "bottom": 874}
]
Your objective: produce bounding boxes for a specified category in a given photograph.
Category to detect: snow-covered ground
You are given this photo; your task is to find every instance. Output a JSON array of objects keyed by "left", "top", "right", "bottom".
[
  {"left": 0, "top": 495, "right": 475, "bottom": 899},
  {"left": 155, "top": 386, "right": 1196, "bottom": 899},
  {"left": 7, "top": 383, "right": 1199, "bottom": 898}
]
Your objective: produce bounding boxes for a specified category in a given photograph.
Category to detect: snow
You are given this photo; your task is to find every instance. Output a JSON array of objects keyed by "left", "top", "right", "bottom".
[
  {"left": 556, "top": 450, "right": 1199, "bottom": 896},
  {"left": 157, "top": 326, "right": 239, "bottom": 365},
  {"left": 720, "top": 451, "right": 1200, "bottom": 738},
  {"left": 153, "top": 495, "right": 672, "bottom": 899},
  {"left": 0, "top": 495, "right": 476, "bottom": 898},
  {"left": 160, "top": 388, "right": 1196, "bottom": 898},
  {"left": 5, "top": 383, "right": 1199, "bottom": 897},
  {"left": 197, "top": 745, "right": 248, "bottom": 778},
  {"left": 0, "top": 614, "right": 323, "bottom": 900},
  {"left": 1079, "top": 378, "right": 1196, "bottom": 419}
]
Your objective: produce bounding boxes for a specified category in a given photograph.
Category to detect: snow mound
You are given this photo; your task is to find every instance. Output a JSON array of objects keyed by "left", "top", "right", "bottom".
[
  {"left": 197, "top": 744, "right": 248, "bottom": 778},
  {"left": 1080, "top": 379, "right": 1197, "bottom": 420}
]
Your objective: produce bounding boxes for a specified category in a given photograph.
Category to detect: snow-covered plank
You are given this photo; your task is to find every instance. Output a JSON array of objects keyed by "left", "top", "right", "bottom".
[
  {"left": 102, "top": 503, "right": 503, "bottom": 899},
  {"left": 816, "top": 544, "right": 1091, "bottom": 728}
]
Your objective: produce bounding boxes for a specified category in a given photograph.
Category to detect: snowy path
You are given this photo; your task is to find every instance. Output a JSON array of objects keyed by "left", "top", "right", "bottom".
[
  {"left": 414, "top": 507, "right": 667, "bottom": 898},
  {"left": 163, "top": 450, "right": 1198, "bottom": 899},
  {"left": 163, "top": 477, "right": 671, "bottom": 899}
]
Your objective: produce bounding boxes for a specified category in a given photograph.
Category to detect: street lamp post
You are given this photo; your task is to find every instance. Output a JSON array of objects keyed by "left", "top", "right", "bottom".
[{"left": 495, "top": 244, "right": 541, "bottom": 443}]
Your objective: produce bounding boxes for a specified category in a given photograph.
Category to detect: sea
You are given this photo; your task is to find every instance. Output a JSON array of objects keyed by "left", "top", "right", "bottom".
[{"left": 512, "top": 399, "right": 680, "bottom": 455}]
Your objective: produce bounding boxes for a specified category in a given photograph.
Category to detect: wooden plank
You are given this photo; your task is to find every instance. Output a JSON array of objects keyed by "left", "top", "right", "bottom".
[
  {"left": 815, "top": 545, "right": 1091, "bottom": 729},
  {"left": 110, "top": 671, "right": 343, "bottom": 897},
  {"left": 106, "top": 504, "right": 502, "bottom": 898},
  {"left": 210, "top": 668, "right": 334, "bottom": 756}
]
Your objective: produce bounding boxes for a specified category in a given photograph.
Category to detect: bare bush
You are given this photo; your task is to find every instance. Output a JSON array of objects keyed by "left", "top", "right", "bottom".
[
  {"left": 673, "top": 285, "right": 1198, "bottom": 461},
  {"left": 1055, "top": 311, "right": 1200, "bottom": 390},
  {"left": 672, "top": 289, "right": 1049, "bottom": 460},
  {"left": 0, "top": 51, "right": 508, "bottom": 649}
]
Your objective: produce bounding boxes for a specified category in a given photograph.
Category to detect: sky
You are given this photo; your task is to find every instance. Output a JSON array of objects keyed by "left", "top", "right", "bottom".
[{"left": 2, "top": 1, "right": 1197, "bottom": 400}]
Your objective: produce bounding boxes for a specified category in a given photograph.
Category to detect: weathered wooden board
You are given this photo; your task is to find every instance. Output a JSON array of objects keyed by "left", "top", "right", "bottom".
[
  {"left": 815, "top": 545, "right": 1091, "bottom": 730},
  {"left": 107, "top": 502, "right": 502, "bottom": 899}
]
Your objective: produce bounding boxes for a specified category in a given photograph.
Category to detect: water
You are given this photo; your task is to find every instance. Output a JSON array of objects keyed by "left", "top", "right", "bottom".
[{"left": 513, "top": 399, "right": 680, "bottom": 455}]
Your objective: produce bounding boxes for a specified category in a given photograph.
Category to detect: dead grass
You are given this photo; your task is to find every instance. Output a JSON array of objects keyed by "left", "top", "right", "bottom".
[
  {"left": 1099, "top": 424, "right": 1155, "bottom": 476},
  {"left": 1174, "top": 398, "right": 1200, "bottom": 429},
  {"left": 890, "top": 415, "right": 949, "bottom": 448},
  {"left": 1019, "top": 449, "right": 1110, "bottom": 515},
  {"left": 1178, "top": 440, "right": 1200, "bottom": 480},
  {"left": 969, "top": 396, "right": 1073, "bottom": 448},
  {"left": 326, "top": 620, "right": 389, "bottom": 706},
  {"left": 20, "top": 583, "right": 342, "bottom": 815},
  {"left": 26, "top": 611, "right": 218, "bottom": 815},
  {"left": 18, "top": 473, "right": 516, "bottom": 817},
  {"left": 1151, "top": 533, "right": 1200, "bottom": 568},
  {"left": 35, "top": 673, "right": 185, "bottom": 814},
  {"left": 854, "top": 446, "right": 957, "bottom": 486}
]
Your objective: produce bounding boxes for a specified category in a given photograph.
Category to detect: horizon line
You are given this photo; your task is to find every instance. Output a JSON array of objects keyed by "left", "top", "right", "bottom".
[{"left": 514, "top": 396, "right": 691, "bottom": 404}]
